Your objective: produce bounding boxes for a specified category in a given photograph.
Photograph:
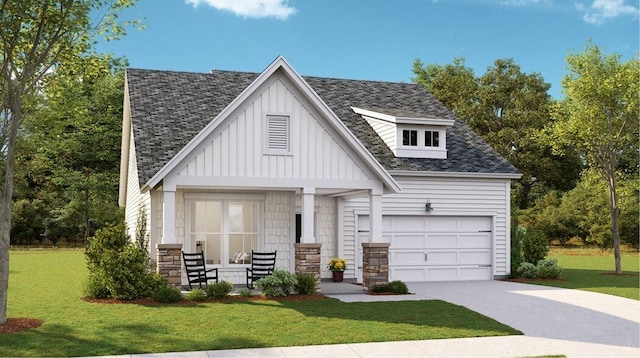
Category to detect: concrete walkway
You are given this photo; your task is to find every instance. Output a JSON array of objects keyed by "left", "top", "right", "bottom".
[{"left": 104, "top": 281, "right": 640, "bottom": 358}]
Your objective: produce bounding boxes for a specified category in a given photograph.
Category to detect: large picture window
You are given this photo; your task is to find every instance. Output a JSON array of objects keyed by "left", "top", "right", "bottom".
[{"left": 188, "top": 199, "right": 261, "bottom": 266}]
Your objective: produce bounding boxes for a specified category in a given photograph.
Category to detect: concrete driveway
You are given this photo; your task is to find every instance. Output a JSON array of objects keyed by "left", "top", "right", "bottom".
[{"left": 406, "top": 280, "right": 640, "bottom": 348}]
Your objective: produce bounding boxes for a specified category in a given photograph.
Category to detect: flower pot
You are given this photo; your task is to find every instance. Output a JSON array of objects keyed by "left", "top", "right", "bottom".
[{"left": 332, "top": 270, "right": 344, "bottom": 282}]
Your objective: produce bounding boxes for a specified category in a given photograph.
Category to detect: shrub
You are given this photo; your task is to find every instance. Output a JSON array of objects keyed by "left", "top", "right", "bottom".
[
  {"left": 254, "top": 269, "right": 298, "bottom": 297},
  {"left": 205, "top": 281, "right": 234, "bottom": 299},
  {"left": 155, "top": 286, "right": 183, "bottom": 303},
  {"left": 371, "top": 280, "right": 409, "bottom": 294},
  {"left": 517, "top": 262, "right": 538, "bottom": 279},
  {"left": 510, "top": 227, "right": 524, "bottom": 278},
  {"left": 387, "top": 280, "right": 409, "bottom": 294},
  {"left": 536, "top": 259, "right": 562, "bottom": 279},
  {"left": 295, "top": 273, "right": 317, "bottom": 295},
  {"left": 521, "top": 227, "right": 549, "bottom": 264},
  {"left": 83, "top": 222, "right": 160, "bottom": 300},
  {"left": 187, "top": 288, "right": 207, "bottom": 301},
  {"left": 239, "top": 288, "right": 252, "bottom": 297},
  {"left": 82, "top": 272, "right": 110, "bottom": 299}
]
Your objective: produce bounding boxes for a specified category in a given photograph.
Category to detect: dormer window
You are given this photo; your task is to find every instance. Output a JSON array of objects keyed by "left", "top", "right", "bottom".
[
  {"left": 403, "top": 130, "right": 418, "bottom": 146},
  {"left": 352, "top": 106, "right": 454, "bottom": 159},
  {"left": 425, "top": 131, "right": 439, "bottom": 147}
]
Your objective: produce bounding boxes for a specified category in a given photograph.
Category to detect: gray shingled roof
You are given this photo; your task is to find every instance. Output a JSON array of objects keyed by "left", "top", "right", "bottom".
[{"left": 126, "top": 68, "right": 518, "bottom": 187}]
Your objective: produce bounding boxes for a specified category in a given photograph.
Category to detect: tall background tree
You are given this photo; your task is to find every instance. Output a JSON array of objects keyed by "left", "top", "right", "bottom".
[
  {"left": 550, "top": 43, "right": 639, "bottom": 274},
  {"left": 412, "top": 58, "right": 582, "bottom": 210},
  {"left": 0, "top": 0, "right": 138, "bottom": 325}
]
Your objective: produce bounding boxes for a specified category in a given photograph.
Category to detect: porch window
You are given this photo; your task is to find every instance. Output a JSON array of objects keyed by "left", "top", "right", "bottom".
[{"left": 188, "top": 199, "right": 261, "bottom": 266}]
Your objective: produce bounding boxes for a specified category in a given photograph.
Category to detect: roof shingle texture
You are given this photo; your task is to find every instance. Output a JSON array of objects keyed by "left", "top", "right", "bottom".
[{"left": 126, "top": 68, "right": 518, "bottom": 187}]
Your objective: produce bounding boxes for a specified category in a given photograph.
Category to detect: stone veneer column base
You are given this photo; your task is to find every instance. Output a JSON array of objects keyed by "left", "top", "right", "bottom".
[
  {"left": 156, "top": 243, "right": 182, "bottom": 288},
  {"left": 362, "top": 242, "right": 390, "bottom": 290},
  {"left": 294, "top": 243, "right": 322, "bottom": 292}
]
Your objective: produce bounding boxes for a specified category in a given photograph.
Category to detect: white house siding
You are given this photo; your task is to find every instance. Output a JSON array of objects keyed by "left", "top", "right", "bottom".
[
  {"left": 175, "top": 73, "right": 374, "bottom": 182},
  {"left": 342, "top": 176, "right": 512, "bottom": 279},
  {"left": 364, "top": 117, "right": 396, "bottom": 153},
  {"left": 124, "top": 132, "right": 150, "bottom": 245}
]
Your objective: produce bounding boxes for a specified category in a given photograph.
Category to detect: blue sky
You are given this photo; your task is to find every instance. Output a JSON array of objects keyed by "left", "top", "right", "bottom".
[{"left": 95, "top": 0, "right": 639, "bottom": 98}]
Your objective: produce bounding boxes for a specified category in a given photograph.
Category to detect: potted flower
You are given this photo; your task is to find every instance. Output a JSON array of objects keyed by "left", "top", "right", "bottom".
[{"left": 328, "top": 258, "right": 347, "bottom": 282}]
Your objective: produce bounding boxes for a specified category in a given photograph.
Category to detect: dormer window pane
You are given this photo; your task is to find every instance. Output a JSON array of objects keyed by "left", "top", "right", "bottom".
[
  {"left": 403, "top": 130, "right": 417, "bottom": 146},
  {"left": 425, "top": 131, "right": 439, "bottom": 147}
]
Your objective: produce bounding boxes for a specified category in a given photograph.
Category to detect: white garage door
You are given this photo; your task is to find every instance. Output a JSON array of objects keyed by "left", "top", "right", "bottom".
[{"left": 358, "top": 216, "right": 493, "bottom": 282}]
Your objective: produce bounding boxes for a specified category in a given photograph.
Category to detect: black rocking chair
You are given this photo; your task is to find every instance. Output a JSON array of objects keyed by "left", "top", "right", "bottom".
[
  {"left": 182, "top": 251, "right": 218, "bottom": 290},
  {"left": 246, "top": 250, "right": 277, "bottom": 289}
]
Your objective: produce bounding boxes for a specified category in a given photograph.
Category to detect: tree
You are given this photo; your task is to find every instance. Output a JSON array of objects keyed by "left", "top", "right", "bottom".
[
  {"left": 412, "top": 57, "right": 477, "bottom": 121},
  {"left": 550, "top": 43, "right": 639, "bottom": 274},
  {"left": 14, "top": 54, "right": 125, "bottom": 246},
  {"left": 0, "top": 0, "right": 138, "bottom": 325},
  {"left": 413, "top": 58, "right": 582, "bottom": 209}
]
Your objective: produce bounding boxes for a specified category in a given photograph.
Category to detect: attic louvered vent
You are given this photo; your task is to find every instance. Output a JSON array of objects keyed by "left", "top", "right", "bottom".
[{"left": 266, "top": 115, "right": 290, "bottom": 152}]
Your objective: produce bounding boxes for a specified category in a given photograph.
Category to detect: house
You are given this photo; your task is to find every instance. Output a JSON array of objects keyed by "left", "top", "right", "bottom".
[{"left": 118, "top": 56, "right": 520, "bottom": 289}]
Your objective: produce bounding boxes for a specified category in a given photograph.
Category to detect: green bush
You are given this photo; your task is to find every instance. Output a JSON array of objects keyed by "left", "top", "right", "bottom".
[
  {"left": 239, "top": 288, "right": 252, "bottom": 297},
  {"left": 510, "top": 227, "right": 524, "bottom": 278},
  {"left": 295, "top": 273, "right": 317, "bottom": 295},
  {"left": 521, "top": 227, "right": 549, "bottom": 264},
  {"left": 205, "top": 281, "right": 234, "bottom": 299},
  {"left": 83, "top": 222, "right": 160, "bottom": 300},
  {"left": 536, "top": 259, "right": 562, "bottom": 279},
  {"left": 82, "top": 272, "right": 110, "bottom": 299},
  {"left": 187, "top": 288, "right": 207, "bottom": 301},
  {"left": 154, "top": 286, "right": 183, "bottom": 303},
  {"left": 254, "top": 269, "right": 298, "bottom": 297},
  {"left": 517, "top": 262, "right": 538, "bottom": 278},
  {"left": 371, "top": 280, "right": 409, "bottom": 294}
]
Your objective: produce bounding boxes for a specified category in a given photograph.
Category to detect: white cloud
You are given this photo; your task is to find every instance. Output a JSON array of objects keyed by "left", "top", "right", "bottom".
[
  {"left": 577, "top": 0, "right": 639, "bottom": 24},
  {"left": 186, "top": 0, "right": 297, "bottom": 20}
]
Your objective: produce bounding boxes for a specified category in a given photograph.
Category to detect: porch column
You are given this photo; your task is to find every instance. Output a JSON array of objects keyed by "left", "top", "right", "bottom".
[
  {"left": 162, "top": 189, "right": 176, "bottom": 244},
  {"left": 156, "top": 243, "right": 182, "bottom": 288},
  {"left": 362, "top": 187, "right": 389, "bottom": 290},
  {"left": 301, "top": 187, "right": 315, "bottom": 243},
  {"left": 294, "top": 243, "right": 322, "bottom": 292},
  {"left": 369, "top": 188, "right": 383, "bottom": 243}
]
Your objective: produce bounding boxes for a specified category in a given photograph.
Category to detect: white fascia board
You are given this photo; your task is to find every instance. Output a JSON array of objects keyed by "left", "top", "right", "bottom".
[
  {"left": 389, "top": 170, "right": 522, "bottom": 180},
  {"left": 118, "top": 77, "right": 132, "bottom": 207},
  {"left": 351, "top": 106, "right": 454, "bottom": 127},
  {"left": 145, "top": 56, "right": 401, "bottom": 194}
]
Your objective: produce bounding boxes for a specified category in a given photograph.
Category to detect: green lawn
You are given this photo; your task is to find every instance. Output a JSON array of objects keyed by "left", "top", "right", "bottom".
[
  {"left": 521, "top": 248, "right": 639, "bottom": 300},
  {"left": 2, "top": 250, "right": 520, "bottom": 357}
]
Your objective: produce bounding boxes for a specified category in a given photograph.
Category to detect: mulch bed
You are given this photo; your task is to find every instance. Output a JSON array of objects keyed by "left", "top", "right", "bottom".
[
  {"left": 82, "top": 294, "right": 329, "bottom": 305},
  {"left": 0, "top": 318, "right": 43, "bottom": 334}
]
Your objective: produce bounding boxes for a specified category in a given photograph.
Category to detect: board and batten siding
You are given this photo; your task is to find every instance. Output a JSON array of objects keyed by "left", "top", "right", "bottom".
[
  {"left": 124, "top": 130, "right": 150, "bottom": 245},
  {"left": 342, "top": 176, "right": 512, "bottom": 278},
  {"left": 175, "top": 73, "right": 374, "bottom": 182}
]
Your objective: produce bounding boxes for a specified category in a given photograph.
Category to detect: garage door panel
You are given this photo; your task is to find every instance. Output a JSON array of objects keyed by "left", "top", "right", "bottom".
[
  {"left": 459, "top": 267, "right": 492, "bottom": 280},
  {"left": 426, "top": 234, "right": 458, "bottom": 248},
  {"left": 459, "top": 250, "right": 491, "bottom": 264},
  {"left": 391, "top": 268, "right": 426, "bottom": 281},
  {"left": 459, "top": 234, "right": 491, "bottom": 248},
  {"left": 426, "top": 267, "right": 458, "bottom": 280},
  {"left": 390, "top": 234, "right": 427, "bottom": 247},
  {"left": 427, "top": 251, "right": 457, "bottom": 264},
  {"left": 387, "top": 216, "right": 426, "bottom": 231},
  {"left": 391, "top": 251, "right": 425, "bottom": 264},
  {"left": 427, "top": 217, "right": 459, "bottom": 231}
]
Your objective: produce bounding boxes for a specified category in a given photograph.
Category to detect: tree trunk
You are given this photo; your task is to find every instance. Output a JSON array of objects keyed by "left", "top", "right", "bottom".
[
  {"left": 0, "top": 92, "right": 22, "bottom": 325},
  {"left": 606, "top": 172, "right": 622, "bottom": 275}
]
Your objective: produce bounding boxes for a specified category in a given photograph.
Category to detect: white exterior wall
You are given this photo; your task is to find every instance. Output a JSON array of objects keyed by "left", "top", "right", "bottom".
[
  {"left": 364, "top": 117, "right": 396, "bottom": 153},
  {"left": 175, "top": 72, "right": 374, "bottom": 183},
  {"left": 124, "top": 132, "right": 150, "bottom": 243},
  {"left": 342, "top": 176, "right": 512, "bottom": 278}
]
